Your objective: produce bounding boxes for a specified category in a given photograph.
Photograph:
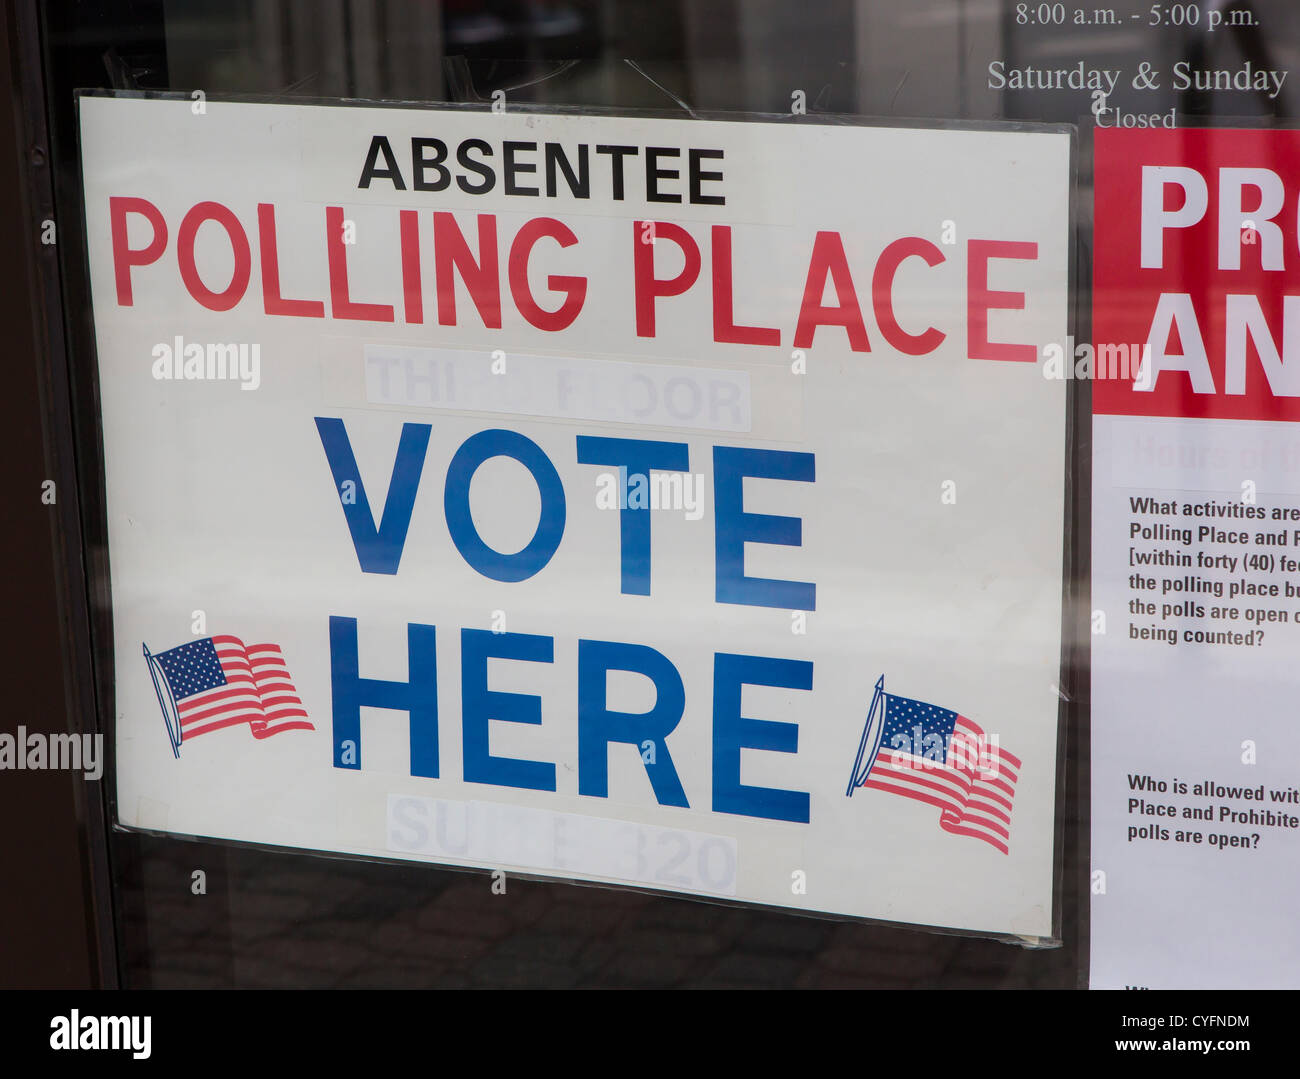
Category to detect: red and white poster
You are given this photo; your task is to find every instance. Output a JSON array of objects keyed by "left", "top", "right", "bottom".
[{"left": 1092, "top": 128, "right": 1300, "bottom": 988}]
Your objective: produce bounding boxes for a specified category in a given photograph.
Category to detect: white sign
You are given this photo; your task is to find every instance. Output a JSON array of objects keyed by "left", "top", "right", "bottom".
[
  {"left": 81, "top": 95, "right": 1069, "bottom": 937},
  {"left": 1091, "top": 127, "right": 1300, "bottom": 987}
]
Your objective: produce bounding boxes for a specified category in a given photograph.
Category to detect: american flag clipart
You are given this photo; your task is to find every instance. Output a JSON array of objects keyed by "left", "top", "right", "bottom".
[
  {"left": 144, "top": 635, "right": 314, "bottom": 757},
  {"left": 845, "top": 676, "right": 1021, "bottom": 854}
]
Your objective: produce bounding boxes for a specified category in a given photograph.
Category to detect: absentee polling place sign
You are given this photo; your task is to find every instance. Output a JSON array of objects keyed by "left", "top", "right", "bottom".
[{"left": 80, "top": 94, "right": 1069, "bottom": 937}]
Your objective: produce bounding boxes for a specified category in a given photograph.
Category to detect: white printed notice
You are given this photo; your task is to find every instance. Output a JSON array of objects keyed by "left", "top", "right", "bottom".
[
  {"left": 1092, "top": 128, "right": 1300, "bottom": 987},
  {"left": 80, "top": 94, "right": 1070, "bottom": 937}
]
